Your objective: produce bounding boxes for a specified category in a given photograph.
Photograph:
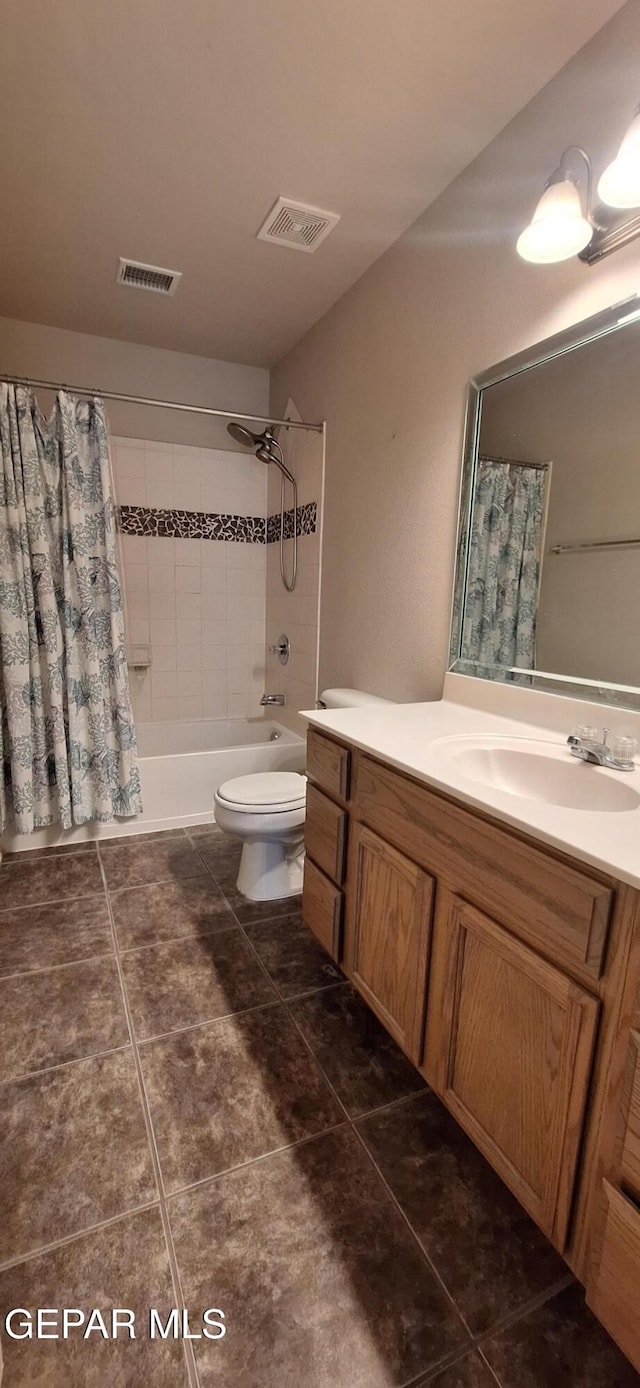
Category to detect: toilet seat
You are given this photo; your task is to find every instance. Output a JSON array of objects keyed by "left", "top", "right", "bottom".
[{"left": 215, "top": 771, "right": 306, "bottom": 814}]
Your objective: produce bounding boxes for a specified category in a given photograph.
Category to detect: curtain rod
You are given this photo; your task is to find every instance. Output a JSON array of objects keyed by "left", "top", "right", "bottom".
[
  {"left": 551, "top": 537, "right": 640, "bottom": 555},
  {"left": 0, "top": 374, "right": 324, "bottom": 433}
]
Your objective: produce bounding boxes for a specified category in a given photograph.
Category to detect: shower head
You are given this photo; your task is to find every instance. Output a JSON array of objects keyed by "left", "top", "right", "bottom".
[
  {"left": 226, "top": 421, "right": 261, "bottom": 448},
  {"left": 226, "top": 420, "right": 295, "bottom": 484},
  {"left": 227, "top": 418, "right": 298, "bottom": 591},
  {"left": 256, "top": 442, "right": 275, "bottom": 464}
]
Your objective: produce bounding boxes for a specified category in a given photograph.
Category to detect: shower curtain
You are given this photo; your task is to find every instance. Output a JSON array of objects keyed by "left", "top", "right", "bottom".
[
  {"left": 0, "top": 384, "right": 142, "bottom": 833},
  {"left": 461, "top": 457, "right": 546, "bottom": 673}
]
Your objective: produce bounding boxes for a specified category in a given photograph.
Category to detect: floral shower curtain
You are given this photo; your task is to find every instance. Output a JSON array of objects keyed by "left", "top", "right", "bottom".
[
  {"left": 461, "top": 458, "right": 546, "bottom": 673},
  {"left": 0, "top": 384, "right": 142, "bottom": 833}
]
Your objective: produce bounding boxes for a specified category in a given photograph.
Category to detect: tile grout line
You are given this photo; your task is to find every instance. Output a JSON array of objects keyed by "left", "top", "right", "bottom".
[
  {"left": 473, "top": 1270, "right": 576, "bottom": 1349},
  {"left": 0, "top": 1040, "right": 133, "bottom": 1091},
  {"left": 0, "top": 1199, "right": 162, "bottom": 1275},
  {"left": 348, "top": 1120, "right": 475, "bottom": 1340},
  {"left": 231, "top": 915, "right": 354, "bottom": 1102},
  {"left": 117, "top": 920, "right": 240, "bottom": 959},
  {"left": 398, "top": 1346, "right": 488, "bottom": 1388},
  {"left": 474, "top": 1345, "right": 507, "bottom": 1388},
  {"left": 135, "top": 993, "right": 284, "bottom": 1048},
  {"left": 95, "top": 844, "right": 201, "bottom": 1388},
  {"left": 164, "top": 1118, "right": 351, "bottom": 1203},
  {"left": 0, "top": 889, "right": 106, "bottom": 912},
  {"left": 131, "top": 1066, "right": 201, "bottom": 1388},
  {"left": 0, "top": 948, "right": 117, "bottom": 984}
]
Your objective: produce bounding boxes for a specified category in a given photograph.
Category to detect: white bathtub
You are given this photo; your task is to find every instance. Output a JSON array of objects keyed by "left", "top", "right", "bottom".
[
  {"left": 0, "top": 718, "right": 306, "bottom": 854},
  {"left": 134, "top": 717, "right": 305, "bottom": 830}
]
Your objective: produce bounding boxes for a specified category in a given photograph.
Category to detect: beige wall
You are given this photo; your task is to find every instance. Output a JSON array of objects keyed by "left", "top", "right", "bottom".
[
  {"left": 0, "top": 315, "right": 269, "bottom": 449},
  {"left": 271, "top": 1, "right": 640, "bottom": 703}
]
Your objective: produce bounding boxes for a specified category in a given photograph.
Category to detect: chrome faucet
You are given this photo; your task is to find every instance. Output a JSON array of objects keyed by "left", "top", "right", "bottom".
[
  {"left": 261, "top": 693, "right": 286, "bottom": 707},
  {"left": 567, "top": 726, "right": 637, "bottom": 772}
]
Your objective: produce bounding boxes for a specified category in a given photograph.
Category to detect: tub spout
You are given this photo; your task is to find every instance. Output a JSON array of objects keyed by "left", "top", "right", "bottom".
[{"left": 260, "top": 693, "right": 286, "bottom": 706}]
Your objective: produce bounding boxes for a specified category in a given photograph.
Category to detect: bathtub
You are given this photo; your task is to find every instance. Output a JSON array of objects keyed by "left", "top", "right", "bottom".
[
  {"left": 134, "top": 717, "right": 305, "bottom": 830},
  {"left": 0, "top": 718, "right": 306, "bottom": 854}
]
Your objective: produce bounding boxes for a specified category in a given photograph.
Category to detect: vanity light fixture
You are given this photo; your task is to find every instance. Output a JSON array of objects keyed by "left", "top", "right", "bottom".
[
  {"left": 517, "top": 103, "right": 640, "bottom": 266},
  {"left": 516, "top": 147, "right": 593, "bottom": 264},
  {"left": 598, "top": 105, "right": 640, "bottom": 208}
]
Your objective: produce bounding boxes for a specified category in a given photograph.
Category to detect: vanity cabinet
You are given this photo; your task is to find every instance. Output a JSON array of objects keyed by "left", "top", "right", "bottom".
[
  {"left": 304, "top": 729, "right": 605, "bottom": 1249},
  {"left": 302, "top": 725, "right": 640, "bottom": 1368}
]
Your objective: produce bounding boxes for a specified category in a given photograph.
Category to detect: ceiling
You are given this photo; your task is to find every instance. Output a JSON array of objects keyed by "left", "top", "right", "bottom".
[{"left": 0, "top": 0, "right": 624, "bottom": 367}]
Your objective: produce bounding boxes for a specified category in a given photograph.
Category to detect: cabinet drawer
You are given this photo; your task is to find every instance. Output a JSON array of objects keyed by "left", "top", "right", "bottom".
[
  {"left": 356, "top": 754, "right": 613, "bottom": 982},
  {"left": 307, "top": 729, "right": 350, "bottom": 804},
  {"left": 621, "top": 1031, "right": 640, "bottom": 1201},
  {"left": 305, "top": 783, "right": 347, "bottom": 884},
  {"left": 588, "top": 1182, "right": 640, "bottom": 1372},
  {"left": 303, "top": 858, "right": 343, "bottom": 960}
]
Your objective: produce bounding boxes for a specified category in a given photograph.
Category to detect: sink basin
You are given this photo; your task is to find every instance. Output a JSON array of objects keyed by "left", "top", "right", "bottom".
[{"left": 428, "top": 735, "right": 640, "bottom": 813}]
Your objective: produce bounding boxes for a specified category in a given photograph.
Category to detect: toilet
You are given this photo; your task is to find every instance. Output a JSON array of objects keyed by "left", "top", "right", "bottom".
[{"left": 214, "top": 688, "right": 393, "bottom": 902}]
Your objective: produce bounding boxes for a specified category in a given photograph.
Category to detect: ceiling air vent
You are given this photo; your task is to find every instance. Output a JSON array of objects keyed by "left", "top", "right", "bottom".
[
  {"left": 256, "top": 198, "right": 340, "bottom": 253},
  {"left": 116, "top": 258, "right": 182, "bottom": 295}
]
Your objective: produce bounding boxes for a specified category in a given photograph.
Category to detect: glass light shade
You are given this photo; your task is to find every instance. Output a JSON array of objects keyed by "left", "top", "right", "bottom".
[
  {"left": 598, "top": 110, "right": 640, "bottom": 208},
  {"left": 516, "top": 178, "right": 593, "bottom": 263}
]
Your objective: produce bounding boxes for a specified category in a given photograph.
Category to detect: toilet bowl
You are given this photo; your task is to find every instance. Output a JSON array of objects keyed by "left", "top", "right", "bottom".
[
  {"left": 214, "top": 771, "right": 307, "bottom": 901},
  {"left": 214, "top": 688, "right": 393, "bottom": 902}
]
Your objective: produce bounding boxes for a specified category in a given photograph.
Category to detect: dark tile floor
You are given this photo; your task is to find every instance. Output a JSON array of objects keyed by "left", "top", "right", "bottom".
[{"left": 0, "top": 826, "right": 638, "bottom": 1388}]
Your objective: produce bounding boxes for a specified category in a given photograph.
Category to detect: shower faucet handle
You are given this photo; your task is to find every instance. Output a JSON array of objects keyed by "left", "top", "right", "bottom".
[{"left": 268, "top": 634, "right": 290, "bottom": 665}]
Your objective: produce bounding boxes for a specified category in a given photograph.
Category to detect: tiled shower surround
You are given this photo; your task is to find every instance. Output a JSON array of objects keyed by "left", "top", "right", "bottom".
[
  {"left": 112, "top": 429, "right": 322, "bottom": 727},
  {"left": 0, "top": 828, "right": 636, "bottom": 1387}
]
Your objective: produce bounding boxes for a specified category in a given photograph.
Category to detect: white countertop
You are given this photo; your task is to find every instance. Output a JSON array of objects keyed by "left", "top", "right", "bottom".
[{"left": 302, "top": 693, "right": 640, "bottom": 889}]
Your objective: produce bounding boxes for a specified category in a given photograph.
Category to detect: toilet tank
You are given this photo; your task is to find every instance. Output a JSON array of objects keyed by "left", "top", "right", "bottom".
[{"left": 318, "top": 688, "right": 394, "bottom": 709}]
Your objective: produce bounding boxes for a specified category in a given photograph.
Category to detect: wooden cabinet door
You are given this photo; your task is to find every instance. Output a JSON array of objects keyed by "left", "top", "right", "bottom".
[
  {"left": 344, "top": 824, "right": 434, "bottom": 1063},
  {"left": 425, "top": 890, "right": 599, "bottom": 1249}
]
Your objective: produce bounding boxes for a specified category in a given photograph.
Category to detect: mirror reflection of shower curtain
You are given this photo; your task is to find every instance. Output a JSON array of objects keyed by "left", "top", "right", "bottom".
[
  {"left": 0, "top": 384, "right": 142, "bottom": 834},
  {"left": 461, "top": 457, "right": 547, "bottom": 676}
]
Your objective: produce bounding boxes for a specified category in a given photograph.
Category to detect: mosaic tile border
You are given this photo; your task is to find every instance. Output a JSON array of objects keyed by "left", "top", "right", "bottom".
[
  {"left": 266, "top": 501, "right": 317, "bottom": 543},
  {"left": 118, "top": 501, "right": 317, "bottom": 544},
  {"left": 119, "top": 506, "right": 265, "bottom": 543}
]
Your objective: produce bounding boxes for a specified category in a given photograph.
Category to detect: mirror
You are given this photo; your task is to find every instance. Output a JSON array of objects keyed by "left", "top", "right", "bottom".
[{"left": 450, "top": 296, "right": 640, "bottom": 712}]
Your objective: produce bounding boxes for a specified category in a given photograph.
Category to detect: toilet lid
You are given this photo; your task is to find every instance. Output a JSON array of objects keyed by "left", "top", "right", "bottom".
[{"left": 216, "top": 771, "right": 307, "bottom": 810}]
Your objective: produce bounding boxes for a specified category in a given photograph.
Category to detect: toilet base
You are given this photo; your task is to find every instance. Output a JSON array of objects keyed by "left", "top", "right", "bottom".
[{"left": 236, "top": 833, "right": 305, "bottom": 901}]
